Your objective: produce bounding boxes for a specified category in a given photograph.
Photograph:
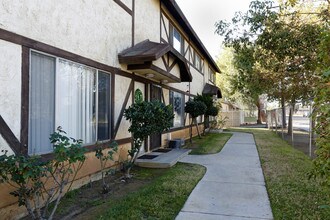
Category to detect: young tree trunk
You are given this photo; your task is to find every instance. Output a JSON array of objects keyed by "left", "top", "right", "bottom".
[
  {"left": 287, "top": 102, "right": 295, "bottom": 136},
  {"left": 281, "top": 95, "right": 287, "bottom": 128},
  {"left": 189, "top": 119, "right": 193, "bottom": 143},
  {"left": 203, "top": 115, "right": 206, "bottom": 136},
  {"left": 194, "top": 118, "right": 202, "bottom": 138},
  {"left": 288, "top": 106, "right": 293, "bottom": 136},
  {"left": 256, "top": 98, "right": 262, "bottom": 124}
]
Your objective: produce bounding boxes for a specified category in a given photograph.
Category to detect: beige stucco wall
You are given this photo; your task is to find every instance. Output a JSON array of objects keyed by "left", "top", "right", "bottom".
[
  {"left": 0, "top": 0, "right": 132, "bottom": 68},
  {"left": 134, "top": 0, "right": 160, "bottom": 43},
  {"left": 121, "top": 0, "right": 133, "bottom": 10},
  {"left": 161, "top": 13, "right": 170, "bottom": 41},
  {"left": 162, "top": 88, "right": 170, "bottom": 105},
  {"left": 0, "top": 40, "right": 21, "bottom": 155},
  {"left": 114, "top": 75, "right": 132, "bottom": 139},
  {"left": 189, "top": 68, "right": 205, "bottom": 95},
  {"left": 153, "top": 57, "right": 167, "bottom": 70}
]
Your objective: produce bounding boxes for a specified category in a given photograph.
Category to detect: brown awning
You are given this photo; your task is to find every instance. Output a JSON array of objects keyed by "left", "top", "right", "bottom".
[
  {"left": 202, "top": 83, "right": 222, "bottom": 98},
  {"left": 118, "top": 40, "right": 192, "bottom": 82}
]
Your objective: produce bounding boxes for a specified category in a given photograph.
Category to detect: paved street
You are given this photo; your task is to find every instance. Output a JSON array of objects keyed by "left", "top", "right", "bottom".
[{"left": 287, "top": 116, "right": 310, "bottom": 132}]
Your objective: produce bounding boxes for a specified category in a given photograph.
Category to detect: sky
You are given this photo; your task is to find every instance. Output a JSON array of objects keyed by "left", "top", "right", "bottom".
[{"left": 175, "top": 0, "right": 252, "bottom": 60}]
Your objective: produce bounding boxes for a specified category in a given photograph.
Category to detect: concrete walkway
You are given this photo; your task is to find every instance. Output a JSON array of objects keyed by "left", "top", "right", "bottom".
[{"left": 176, "top": 132, "right": 273, "bottom": 220}]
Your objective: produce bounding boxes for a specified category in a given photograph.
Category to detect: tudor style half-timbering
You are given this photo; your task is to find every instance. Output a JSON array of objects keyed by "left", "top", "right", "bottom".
[{"left": 0, "top": 0, "right": 221, "bottom": 217}]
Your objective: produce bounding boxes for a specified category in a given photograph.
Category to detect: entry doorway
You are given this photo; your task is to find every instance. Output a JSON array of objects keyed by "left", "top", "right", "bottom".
[{"left": 150, "top": 84, "right": 162, "bottom": 151}]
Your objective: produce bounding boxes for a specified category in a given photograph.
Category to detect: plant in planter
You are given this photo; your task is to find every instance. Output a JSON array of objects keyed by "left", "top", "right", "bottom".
[
  {"left": 94, "top": 141, "right": 118, "bottom": 193},
  {"left": 123, "top": 89, "right": 174, "bottom": 178},
  {"left": 0, "top": 127, "right": 86, "bottom": 220},
  {"left": 184, "top": 99, "right": 207, "bottom": 142}
]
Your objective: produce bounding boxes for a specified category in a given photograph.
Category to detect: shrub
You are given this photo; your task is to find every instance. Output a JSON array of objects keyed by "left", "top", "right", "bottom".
[
  {"left": 184, "top": 100, "right": 206, "bottom": 118},
  {"left": 123, "top": 89, "right": 174, "bottom": 177},
  {"left": 0, "top": 127, "right": 86, "bottom": 220}
]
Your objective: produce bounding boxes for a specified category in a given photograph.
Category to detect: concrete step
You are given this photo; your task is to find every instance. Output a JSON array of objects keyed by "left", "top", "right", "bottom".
[{"left": 135, "top": 148, "right": 191, "bottom": 168}]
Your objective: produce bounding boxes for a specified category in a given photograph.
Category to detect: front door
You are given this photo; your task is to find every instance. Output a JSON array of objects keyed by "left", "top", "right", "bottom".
[{"left": 150, "top": 85, "right": 162, "bottom": 150}]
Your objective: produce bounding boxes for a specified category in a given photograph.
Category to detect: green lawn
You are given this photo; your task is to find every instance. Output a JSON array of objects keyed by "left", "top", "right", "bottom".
[
  {"left": 184, "top": 132, "right": 232, "bottom": 154},
  {"left": 230, "top": 128, "right": 330, "bottom": 219},
  {"left": 244, "top": 116, "right": 257, "bottom": 123},
  {"left": 97, "top": 163, "right": 205, "bottom": 219},
  {"left": 56, "top": 163, "right": 205, "bottom": 219}
]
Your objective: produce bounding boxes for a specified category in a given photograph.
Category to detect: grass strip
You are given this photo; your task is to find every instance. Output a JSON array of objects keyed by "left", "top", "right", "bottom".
[
  {"left": 230, "top": 128, "right": 330, "bottom": 219},
  {"left": 96, "top": 163, "right": 205, "bottom": 220},
  {"left": 184, "top": 132, "right": 232, "bottom": 154}
]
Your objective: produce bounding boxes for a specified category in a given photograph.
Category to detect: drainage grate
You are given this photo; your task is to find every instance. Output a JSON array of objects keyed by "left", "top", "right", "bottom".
[
  {"left": 137, "top": 155, "right": 159, "bottom": 160},
  {"left": 153, "top": 149, "right": 172, "bottom": 153}
]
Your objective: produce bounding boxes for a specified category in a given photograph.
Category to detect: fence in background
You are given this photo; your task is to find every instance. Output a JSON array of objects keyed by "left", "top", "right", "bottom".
[{"left": 219, "top": 110, "right": 244, "bottom": 128}]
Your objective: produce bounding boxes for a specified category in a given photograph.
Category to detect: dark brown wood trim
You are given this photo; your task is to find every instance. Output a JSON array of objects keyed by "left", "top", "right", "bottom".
[
  {"left": 0, "top": 115, "right": 21, "bottom": 155},
  {"left": 132, "top": 78, "right": 135, "bottom": 103},
  {"left": 113, "top": 0, "right": 132, "bottom": 15},
  {"left": 150, "top": 64, "right": 181, "bottom": 82},
  {"left": 113, "top": 80, "right": 134, "bottom": 139},
  {"left": 190, "top": 47, "right": 194, "bottom": 63},
  {"left": 161, "top": 14, "right": 169, "bottom": 41},
  {"left": 161, "top": 88, "right": 165, "bottom": 104},
  {"left": 184, "top": 44, "right": 189, "bottom": 56},
  {"left": 190, "top": 63, "right": 204, "bottom": 76},
  {"left": 161, "top": 38, "right": 167, "bottom": 44},
  {"left": 41, "top": 137, "right": 132, "bottom": 161},
  {"left": 161, "top": 56, "right": 169, "bottom": 72},
  {"left": 111, "top": 73, "right": 115, "bottom": 139},
  {"left": 0, "top": 29, "right": 160, "bottom": 85},
  {"left": 161, "top": 84, "right": 190, "bottom": 96},
  {"left": 127, "top": 62, "right": 181, "bottom": 83},
  {"left": 168, "top": 59, "right": 177, "bottom": 72},
  {"left": 132, "top": 0, "right": 135, "bottom": 46},
  {"left": 20, "top": 46, "right": 29, "bottom": 155},
  {"left": 163, "top": 122, "right": 204, "bottom": 134},
  {"left": 127, "top": 62, "right": 152, "bottom": 70},
  {"left": 145, "top": 83, "right": 149, "bottom": 101},
  {"left": 169, "top": 23, "right": 173, "bottom": 46},
  {"left": 85, "top": 137, "right": 132, "bottom": 152},
  {"left": 0, "top": 28, "right": 118, "bottom": 75}
]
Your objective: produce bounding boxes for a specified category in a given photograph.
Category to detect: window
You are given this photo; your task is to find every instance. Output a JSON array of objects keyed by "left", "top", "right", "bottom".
[
  {"left": 169, "top": 91, "right": 184, "bottom": 128},
  {"left": 172, "top": 26, "right": 182, "bottom": 53},
  {"left": 209, "top": 67, "right": 216, "bottom": 83},
  {"left": 28, "top": 51, "right": 111, "bottom": 155},
  {"left": 194, "top": 52, "right": 201, "bottom": 71}
]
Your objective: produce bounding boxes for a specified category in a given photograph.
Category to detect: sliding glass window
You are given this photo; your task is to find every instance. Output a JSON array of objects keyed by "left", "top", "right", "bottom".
[{"left": 29, "top": 51, "right": 111, "bottom": 155}]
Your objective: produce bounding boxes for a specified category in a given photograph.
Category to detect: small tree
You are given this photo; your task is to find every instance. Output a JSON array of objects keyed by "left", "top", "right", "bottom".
[
  {"left": 0, "top": 127, "right": 86, "bottom": 220},
  {"left": 123, "top": 89, "right": 174, "bottom": 178},
  {"left": 194, "top": 94, "right": 219, "bottom": 135},
  {"left": 95, "top": 141, "right": 118, "bottom": 193},
  {"left": 184, "top": 99, "right": 207, "bottom": 142}
]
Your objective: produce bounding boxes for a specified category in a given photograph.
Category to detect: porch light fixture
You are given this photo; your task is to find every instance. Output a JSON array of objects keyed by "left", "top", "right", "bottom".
[
  {"left": 145, "top": 73, "right": 154, "bottom": 78},
  {"left": 161, "top": 79, "right": 168, "bottom": 84}
]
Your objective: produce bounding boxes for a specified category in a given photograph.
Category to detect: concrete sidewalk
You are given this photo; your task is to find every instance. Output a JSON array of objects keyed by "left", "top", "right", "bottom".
[{"left": 176, "top": 132, "right": 273, "bottom": 220}]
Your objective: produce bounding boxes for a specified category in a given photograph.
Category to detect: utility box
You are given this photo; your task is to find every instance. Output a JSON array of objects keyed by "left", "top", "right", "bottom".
[{"left": 169, "top": 138, "right": 185, "bottom": 149}]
